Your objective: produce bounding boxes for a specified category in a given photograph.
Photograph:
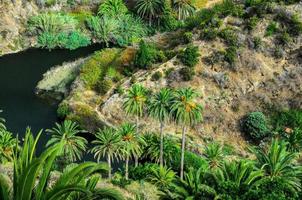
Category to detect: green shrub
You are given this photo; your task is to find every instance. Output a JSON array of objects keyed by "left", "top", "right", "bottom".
[
  {"left": 97, "top": 0, "right": 128, "bottom": 17},
  {"left": 134, "top": 41, "right": 163, "bottom": 69},
  {"left": 219, "top": 27, "right": 239, "bottom": 47},
  {"left": 277, "top": 31, "right": 292, "bottom": 46},
  {"left": 224, "top": 46, "right": 237, "bottom": 65},
  {"left": 242, "top": 111, "right": 270, "bottom": 140},
  {"left": 151, "top": 71, "right": 163, "bottom": 81},
  {"left": 180, "top": 67, "right": 195, "bottom": 81},
  {"left": 246, "top": 16, "right": 259, "bottom": 30},
  {"left": 129, "top": 163, "right": 160, "bottom": 180},
  {"left": 178, "top": 45, "right": 200, "bottom": 68},
  {"left": 169, "top": 148, "right": 209, "bottom": 172},
  {"left": 159, "top": 3, "right": 180, "bottom": 31},
  {"left": 200, "top": 28, "right": 219, "bottom": 40},
  {"left": 270, "top": 109, "right": 302, "bottom": 132},
  {"left": 183, "top": 32, "right": 193, "bottom": 43},
  {"left": 96, "top": 79, "right": 113, "bottom": 95},
  {"left": 213, "top": 0, "right": 244, "bottom": 17},
  {"left": 266, "top": 21, "right": 279, "bottom": 36},
  {"left": 253, "top": 37, "right": 262, "bottom": 50},
  {"left": 57, "top": 102, "right": 70, "bottom": 119}
]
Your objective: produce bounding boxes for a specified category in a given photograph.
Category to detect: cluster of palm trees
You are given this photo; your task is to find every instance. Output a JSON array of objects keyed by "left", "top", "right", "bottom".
[
  {"left": 0, "top": 128, "right": 125, "bottom": 200},
  {"left": 123, "top": 84, "right": 202, "bottom": 179},
  {"left": 147, "top": 139, "right": 302, "bottom": 199},
  {"left": 135, "top": 0, "right": 196, "bottom": 25}
]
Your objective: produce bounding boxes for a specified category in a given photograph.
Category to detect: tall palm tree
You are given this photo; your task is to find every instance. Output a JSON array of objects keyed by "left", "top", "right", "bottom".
[
  {"left": 0, "top": 130, "right": 16, "bottom": 163},
  {"left": 90, "top": 127, "right": 122, "bottom": 179},
  {"left": 0, "top": 128, "right": 124, "bottom": 200},
  {"left": 172, "top": 0, "right": 195, "bottom": 20},
  {"left": 123, "top": 84, "right": 147, "bottom": 166},
  {"left": 135, "top": 0, "right": 165, "bottom": 26},
  {"left": 148, "top": 88, "right": 173, "bottom": 166},
  {"left": 203, "top": 142, "right": 224, "bottom": 169},
  {"left": 118, "top": 123, "right": 145, "bottom": 179},
  {"left": 253, "top": 139, "right": 302, "bottom": 192},
  {"left": 171, "top": 88, "right": 203, "bottom": 180},
  {"left": 46, "top": 120, "right": 88, "bottom": 162}
]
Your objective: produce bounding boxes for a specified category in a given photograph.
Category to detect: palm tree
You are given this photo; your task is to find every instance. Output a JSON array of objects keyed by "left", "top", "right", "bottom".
[
  {"left": 123, "top": 84, "right": 147, "bottom": 166},
  {"left": 90, "top": 127, "right": 122, "bottom": 179},
  {"left": 203, "top": 142, "right": 224, "bottom": 169},
  {"left": 253, "top": 139, "right": 302, "bottom": 192},
  {"left": 148, "top": 166, "right": 176, "bottom": 190},
  {"left": 98, "top": 0, "right": 128, "bottom": 17},
  {"left": 212, "top": 160, "right": 263, "bottom": 198},
  {"left": 135, "top": 0, "right": 165, "bottom": 26},
  {"left": 172, "top": 0, "right": 195, "bottom": 20},
  {"left": 171, "top": 88, "right": 203, "bottom": 180},
  {"left": 118, "top": 123, "right": 145, "bottom": 179},
  {"left": 148, "top": 88, "right": 173, "bottom": 166},
  {"left": 46, "top": 120, "right": 88, "bottom": 162},
  {"left": 171, "top": 167, "right": 217, "bottom": 199},
  {"left": 0, "top": 130, "right": 16, "bottom": 163},
  {"left": 144, "top": 133, "right": 178, "bottom": 165},
  {"left": 0, "top": 128, "right": 124, "bottom": 200}
]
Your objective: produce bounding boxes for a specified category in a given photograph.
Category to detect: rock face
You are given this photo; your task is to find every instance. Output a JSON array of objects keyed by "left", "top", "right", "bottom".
[{"left": 0, "top": 0, "right": 39, "bottom": 56}]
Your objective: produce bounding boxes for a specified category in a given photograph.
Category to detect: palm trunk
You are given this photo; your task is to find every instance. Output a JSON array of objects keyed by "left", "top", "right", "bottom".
[
  {"left": 180, "top": 126, "right": 186, "bottom": 180},
  {"left": 125, "top": 156, "right": 129, "bottom": 180},
  {"left": 159, "top": 122, "right": 164, "bottom": 167},
  {"left": 108, "top": 155, "right": 112, "bottom": 179},
  {"left": 135, "top": 116, "right": 139, "bottom": 167}
]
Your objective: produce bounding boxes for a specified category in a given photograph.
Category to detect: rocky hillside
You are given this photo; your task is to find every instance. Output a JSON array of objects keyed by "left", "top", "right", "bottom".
[{"left": 36, "top": 1, "right": 302, "bottom": 154}]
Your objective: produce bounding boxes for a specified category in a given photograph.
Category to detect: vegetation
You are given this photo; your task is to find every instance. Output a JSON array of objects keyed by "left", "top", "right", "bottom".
[{"left": 242, "top": 112, "right": 269, "bottom": 141}]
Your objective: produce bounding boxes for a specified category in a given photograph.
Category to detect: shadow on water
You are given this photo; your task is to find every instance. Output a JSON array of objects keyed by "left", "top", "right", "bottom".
[{"left": 0, "top": 44, "right": 104, "bottom": 153}]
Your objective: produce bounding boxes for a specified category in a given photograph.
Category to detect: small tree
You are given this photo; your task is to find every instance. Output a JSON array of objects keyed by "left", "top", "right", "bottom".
[{"left": 242, "top": 111, "right": 269, "bottom": 141}]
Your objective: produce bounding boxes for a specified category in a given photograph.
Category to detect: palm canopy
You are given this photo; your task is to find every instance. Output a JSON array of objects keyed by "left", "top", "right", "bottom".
[
  {"left": 135, "top": 0, "right": 165, "bottom": 24},
  {"left": 213, "top": 160, "right": 263, "bottom": 190},
  {"left": 0, "top": 130, "right": 17, "bottom": 163},
  {"left": 91, "top": 127, "right": 122, "bottom": 162},
  {"left": 148, "top": 88, "right": 173, "bottom": 123},
  {"left": 123, "top": 84, "right": 148, "bottom": 118},
  {"left": 170, "top": 88, "right": 203, "bottom": 127},
  {"left": 118, "top": 123, "right": 145, "bottom": 159},
  {"left": 98, "top": 0, "right": 128, "bottom": 17},
  {"left": 253, "top": 139, "right": 302, "bottom": 191},
  {"left": 203, "top": 142, "right": 224, "bottom": 169},
  {"left": 46, "top": 120, "right": 88, "bottom": 162},
  {"left": 0, "top": 128, "right": 124, "bottom": 200},
  {"left": 172, "top": 0, "right": 195, "bottom": 20}
]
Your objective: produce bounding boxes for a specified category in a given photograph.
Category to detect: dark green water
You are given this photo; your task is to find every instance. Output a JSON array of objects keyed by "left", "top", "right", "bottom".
[{"left": 0, "top": 45, "right": 102, "bottom": 149}]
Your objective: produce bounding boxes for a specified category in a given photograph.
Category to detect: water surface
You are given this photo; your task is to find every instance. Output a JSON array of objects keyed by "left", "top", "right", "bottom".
[{"left": 0, "top": 45, "right": 102, "bottom": 149}]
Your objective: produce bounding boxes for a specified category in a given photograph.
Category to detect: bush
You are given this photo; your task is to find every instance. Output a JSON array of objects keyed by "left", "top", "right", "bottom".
[
  {"left": 180, "top": 67, "right": 195, "bottom": 81},
  {"left": 169, "top": 148, "right": 209, "bottom": 172},
  {"left": 246, "top": 16, "right": 259, "bottom": 31},
  {"left": 219, "top": 27, "right": 239, "bottom": 47},
  {"left": 224, "top": 46, "right": 237, "bottom": 65},
  {"left": 57, "top": 102, "right": 70, "bottom": 119},
  {"left": 253, "top": 37, "right": 262, "bottom": 50},
  {"left": 134, "top": 41, "right": 163, "bottom": 69},
  {"left": 159, "top": 3, "right": 180, "bottom": 31},
  {"left": 242, "top": 112, "right": 270, "bottom": 140},
  {"left": 178, "top": 45, "right": 200, "bottom": 68},
  {"left": 277, "top": 31, "right": 292, "bottom": 46},
  {"left": 183, "top": 32, "right": 193, "bottom": 43},
  {"left": 96, "top": 78, "right": 113, "bottom": 95},
  {"left": 151, "top": 71, "right": 163, "bottom": 81},
  {"left": 270, "top": 109, "right": 302, "bottom": 132},
  {"left": 213, "top": 0, "right": 244, "bottom": 17},
  {"left": 200, "top": 28, "right": 219, "bottom": 40},
  {"left": 129, "top": 163, "right": 160, "bottom": 180},
  {"left": 265, "top": 21, "right": 279, "bottom": 36}
]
